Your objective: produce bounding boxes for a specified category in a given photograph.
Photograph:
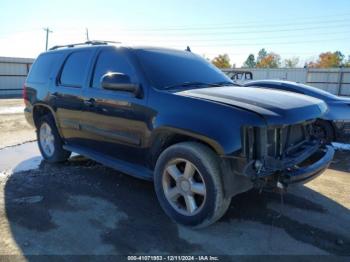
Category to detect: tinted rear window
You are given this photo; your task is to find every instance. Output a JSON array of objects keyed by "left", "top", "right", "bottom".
[
  {"left": 60, "top": 50, "right": 92, "bottom": 87},
  {"left": 27, "top": 53, "right": 63, "bottom": 84}
]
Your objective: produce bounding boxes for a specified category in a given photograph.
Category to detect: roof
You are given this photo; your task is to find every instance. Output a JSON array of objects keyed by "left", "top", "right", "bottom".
[{"left": 46, "top": 41, "right": 191, "bottom": 55}]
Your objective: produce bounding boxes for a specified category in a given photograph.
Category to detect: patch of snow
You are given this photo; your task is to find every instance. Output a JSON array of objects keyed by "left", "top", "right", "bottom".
[
  {"left": 332, "top": 142, "right": 350, "bottom": 151},
  {"left": 0, "top": 106, "right": 24, "bottom": 114}
]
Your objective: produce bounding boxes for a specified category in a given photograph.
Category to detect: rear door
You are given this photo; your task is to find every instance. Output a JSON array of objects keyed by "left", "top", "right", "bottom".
[
  {"left": 79, "top": 48, "right": 150, "bottom": 166},
  {"left": 53, "top": 49, "right": 95, "bottom": 145}
]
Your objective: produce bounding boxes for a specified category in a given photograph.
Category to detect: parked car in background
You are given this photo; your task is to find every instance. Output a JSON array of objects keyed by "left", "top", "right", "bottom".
[
  {"left": 226, "top": 70, "right": 253, "bottom": 85},
  {"left": 244, "top": 80, "right": 350, "bottom": 143},
  {"left": 24, "top": 42, "right": 334, "bottom": 227}
]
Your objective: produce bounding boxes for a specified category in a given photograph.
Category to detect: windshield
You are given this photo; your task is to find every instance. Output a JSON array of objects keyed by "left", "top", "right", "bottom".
[{"left": 135, "top": 48, "right": 233, "bottom": 90}]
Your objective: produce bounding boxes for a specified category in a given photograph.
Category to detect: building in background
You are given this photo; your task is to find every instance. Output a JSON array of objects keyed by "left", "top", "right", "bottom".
[
  {"left": 1, "top": 56, "right": 349, "bottom": 98},
  {"left": 0, "top": 57, "right": 34, "bottom": 98}
]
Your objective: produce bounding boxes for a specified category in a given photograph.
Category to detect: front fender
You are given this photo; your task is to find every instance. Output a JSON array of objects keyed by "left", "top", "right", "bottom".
[
  {"left": 323, "top": 101, "right": 350, "bottom": 121},
  {"left": 149, "top": 91, "right": 266, "bottom": 156}
]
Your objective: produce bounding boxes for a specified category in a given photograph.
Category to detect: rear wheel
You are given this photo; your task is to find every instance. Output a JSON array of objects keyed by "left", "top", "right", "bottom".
[
  {"left": 154, "top": 142, "right": 231, "bottom": 228},
  {"left": 37, "top": 114, "right": 71, "bottom": 162}
]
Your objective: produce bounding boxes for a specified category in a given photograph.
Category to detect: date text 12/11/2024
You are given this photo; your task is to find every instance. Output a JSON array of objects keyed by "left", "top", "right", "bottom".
[{"left": 127, "top": 255, "right": 219, "bottom": 261}]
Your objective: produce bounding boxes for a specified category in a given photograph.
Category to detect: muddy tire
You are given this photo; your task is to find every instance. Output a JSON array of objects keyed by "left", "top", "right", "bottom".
[
  {"left": 37, "top": 114, "right": 71, "bottom": 163},
  {"left": 154, "top": 142, "right": 231, "bottom": 228}
]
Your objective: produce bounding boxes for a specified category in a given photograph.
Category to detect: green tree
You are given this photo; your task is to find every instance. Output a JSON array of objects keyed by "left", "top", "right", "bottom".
[
  {"left": 257, "top": 48, "right": 268, "bottom": 63},
  {"left": 335, "top": 51, "right": 345, "bottom": 64},
  {"left": 211, "top": 54, "right": 231, "bottom": 68},
  {"left": 308, "top": 51, "right": 345, "bottom": 68},
  {"left": 243, "top": 54, "right": 256, "bottom": 68},
  {"left": 284, "top": 57, "right": 299, "bottom": 68},
  {"left": 256, "top": 52, "right": 281, "bottom": 68}
]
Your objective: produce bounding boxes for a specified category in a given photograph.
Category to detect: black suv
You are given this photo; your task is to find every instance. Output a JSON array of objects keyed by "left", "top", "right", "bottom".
[{"left": 24, "top": 41, "right": 334, "bottom": 227}]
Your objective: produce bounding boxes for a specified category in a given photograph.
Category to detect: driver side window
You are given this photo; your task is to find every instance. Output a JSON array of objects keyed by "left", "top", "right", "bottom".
[{"left": 91, "top": 50, "right": 135, "bottom": 88}]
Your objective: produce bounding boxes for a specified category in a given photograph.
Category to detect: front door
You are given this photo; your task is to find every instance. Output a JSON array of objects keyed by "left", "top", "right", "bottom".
[{"left": 79, "top": 49, "right": 150, "bottom": 166}]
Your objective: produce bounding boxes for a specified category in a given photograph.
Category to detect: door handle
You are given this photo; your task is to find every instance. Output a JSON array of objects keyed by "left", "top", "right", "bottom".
[{"left": 84, "top": 98, "right": 95, "bottom": 107}]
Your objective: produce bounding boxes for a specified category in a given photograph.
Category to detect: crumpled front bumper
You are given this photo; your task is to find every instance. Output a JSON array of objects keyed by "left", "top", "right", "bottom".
[
  {"left": 221, "top": 144, "right": 335, "bottom": 198},
  {"left": 281, "top": 145, "right": 334, "bottom": 184}
]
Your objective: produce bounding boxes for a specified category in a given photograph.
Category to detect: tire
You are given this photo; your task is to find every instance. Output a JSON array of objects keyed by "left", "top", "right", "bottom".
[
  {"left": 37, "top": 114, "right": 71, "bottom": 163},
  {"left": 313, "top": 120, "right": 335, "bottom": 144},
  {"left": 154, "top": 142, "right": 231, "bottom": 228}
]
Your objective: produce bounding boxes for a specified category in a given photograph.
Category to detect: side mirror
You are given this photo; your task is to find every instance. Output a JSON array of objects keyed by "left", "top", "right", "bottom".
[{"left": 101, "top": 72, "right": 142, "bottom": 98}]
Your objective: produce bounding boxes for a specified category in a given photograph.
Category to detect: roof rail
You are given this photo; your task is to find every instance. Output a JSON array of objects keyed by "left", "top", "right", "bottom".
[{"left": 49, "top": 40, "right": 121, "bottom": 51}]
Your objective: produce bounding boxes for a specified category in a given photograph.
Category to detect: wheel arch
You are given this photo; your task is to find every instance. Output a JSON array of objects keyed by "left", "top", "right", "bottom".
[
  {"left": 148, "top": 127, "right": 224, "bottom": 169},
  {"left": 32, "top": 103, "right": 63, "bottom": 137},
  {"left": 315, "top": 118, "right": 336, "bottom": 142}
]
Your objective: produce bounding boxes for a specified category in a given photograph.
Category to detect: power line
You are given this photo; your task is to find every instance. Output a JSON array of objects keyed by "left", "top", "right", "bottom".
[
  {"left": 116, "top": 29, "right": 350, "bottom": 43},
  {"left": 87, "top": 22, "right": 350, "bottom": 37},
  {"left": 122, "top": 12, "right": 350, "bottom": 31},
  {"left": 0, "top": 12, "right": 350, "bottom": 37},
  {"left": 166, "top": 36, "right": 350, "bottom": 47},
  {"left": 125, "top": 18, "right": 350, "bottom": 32}
]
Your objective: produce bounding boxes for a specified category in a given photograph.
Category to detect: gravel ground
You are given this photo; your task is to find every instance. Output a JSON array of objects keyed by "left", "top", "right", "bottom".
[
  {"left": 0, "top": 99, "right": 35, "bottom": 148},
  {"left": 0, "top": 99, "right": 349, "bottom": 259}
]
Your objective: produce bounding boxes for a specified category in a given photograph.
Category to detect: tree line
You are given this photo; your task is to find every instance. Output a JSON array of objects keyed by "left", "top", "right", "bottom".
[{"left": 211, "top": 49, "right": 350, "bottom": 69}]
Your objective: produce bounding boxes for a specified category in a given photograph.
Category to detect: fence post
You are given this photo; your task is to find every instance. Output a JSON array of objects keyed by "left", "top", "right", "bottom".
[
  {"left": 337, "top": 68, "right": 343, "bottom": 96},
  {"left": 305, "top": 67, "right": 309, "bottom": 84}
]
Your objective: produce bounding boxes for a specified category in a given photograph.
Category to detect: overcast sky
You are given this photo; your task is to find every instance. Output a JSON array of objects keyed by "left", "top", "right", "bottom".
[{"left": 0, "top": 0, "right": 350, "bottom": 66}]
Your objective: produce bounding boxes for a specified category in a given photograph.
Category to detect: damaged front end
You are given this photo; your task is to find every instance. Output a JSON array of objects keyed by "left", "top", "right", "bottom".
[{"left": 224, "top": 121, "right": 334, "bottom": 195}]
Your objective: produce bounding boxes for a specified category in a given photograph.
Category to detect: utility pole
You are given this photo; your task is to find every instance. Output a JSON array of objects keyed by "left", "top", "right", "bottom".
[
  {"left": 43, "top": 27, "right": 53, "bottom": 51},
  {"left": 86, "top": 28, "right": 90, "bottom": 41}
]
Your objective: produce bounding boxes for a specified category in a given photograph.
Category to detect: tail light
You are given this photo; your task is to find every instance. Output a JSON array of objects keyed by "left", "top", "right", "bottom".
[{"left": 23, "top": 83, "right": 28, "bottom": 105}]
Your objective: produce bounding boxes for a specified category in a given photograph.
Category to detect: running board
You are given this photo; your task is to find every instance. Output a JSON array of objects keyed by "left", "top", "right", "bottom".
[{"left": 63, "top": 145, "right": 153, "bottom": 181}]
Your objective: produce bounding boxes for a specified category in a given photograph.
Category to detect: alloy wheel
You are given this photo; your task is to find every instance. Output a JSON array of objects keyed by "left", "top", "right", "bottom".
[{"left": 162, "top": 158, "right": 206, "bottom": 216}]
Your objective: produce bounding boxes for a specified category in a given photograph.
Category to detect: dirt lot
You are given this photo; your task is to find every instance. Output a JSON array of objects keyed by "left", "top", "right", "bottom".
[
  {"left": 0, "top": 99, "right": 349, "bottom": 258},
  {"left": 0, "top": 99, "right": 36, "bottom": 148}
]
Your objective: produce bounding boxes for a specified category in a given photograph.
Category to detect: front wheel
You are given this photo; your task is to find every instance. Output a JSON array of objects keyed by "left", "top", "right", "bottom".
[
  {"left": 154, "top": 142, "right": 231, "bottom": 228},
  {"left": 37, "top": 114, "right": 71, "bottom": 162},
  {"left": 313, "top": 120, "right": 335, "bottom": 144}
]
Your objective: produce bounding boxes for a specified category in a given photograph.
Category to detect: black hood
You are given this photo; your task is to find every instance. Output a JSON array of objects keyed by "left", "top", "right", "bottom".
[{"left": 177, "top": 86, "right": 327, "bottom": 126}]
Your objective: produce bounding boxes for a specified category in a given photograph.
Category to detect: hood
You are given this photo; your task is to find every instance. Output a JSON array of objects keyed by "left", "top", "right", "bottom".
[
  {"left": 177, "top": 86, "right": 327, "bottom": 126},
  {"left": 338, "top": 96, "right": 350, "bottom": 103}
]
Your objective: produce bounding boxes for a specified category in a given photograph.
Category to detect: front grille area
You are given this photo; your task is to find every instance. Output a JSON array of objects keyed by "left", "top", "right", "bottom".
[
  {"left": 343, "top": 122, "right": 350, "bottom": 134},
  {"left": 242, "top": 121, "right": 316, "bottom": 165}
]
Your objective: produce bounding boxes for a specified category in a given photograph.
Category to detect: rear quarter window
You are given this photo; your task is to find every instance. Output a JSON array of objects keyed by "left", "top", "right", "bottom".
[{"left": 27, "top": 53, "right": 63, "bottom": 84}]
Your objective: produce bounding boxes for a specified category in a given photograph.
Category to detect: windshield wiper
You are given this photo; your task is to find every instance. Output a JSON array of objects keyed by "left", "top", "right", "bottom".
[{"left": 163, "top": 81, "right": 213, "bottom": 90}]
